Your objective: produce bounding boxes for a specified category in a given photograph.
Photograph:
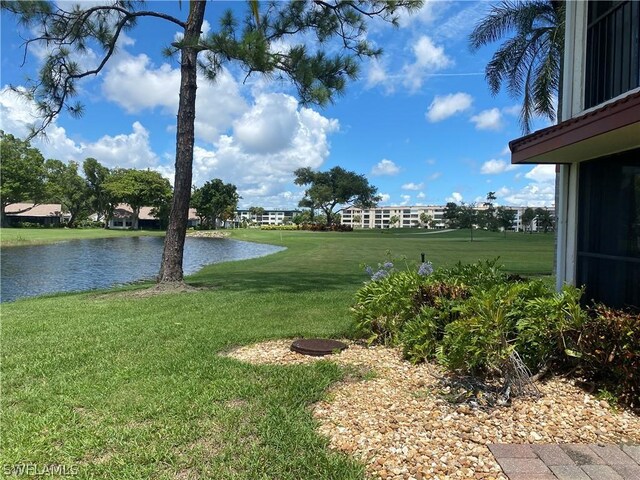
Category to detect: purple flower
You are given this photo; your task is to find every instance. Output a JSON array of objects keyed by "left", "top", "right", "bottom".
[
  {"left": 371, "top": 270, "right": 389, "bottom": 281},
  {"left": 364, "top": 265, "right": 374, "bottom": 276},
  {"left": 418, "top": 262, "right": 433, "bottom": 277},
  {"left": 383, "top": 261, "right": 394, "bottom": 269}
]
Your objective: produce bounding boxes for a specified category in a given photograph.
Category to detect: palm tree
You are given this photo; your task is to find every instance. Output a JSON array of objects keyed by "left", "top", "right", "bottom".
[{"left": 469, "top": 1, "right": 565, "bottom": 133}]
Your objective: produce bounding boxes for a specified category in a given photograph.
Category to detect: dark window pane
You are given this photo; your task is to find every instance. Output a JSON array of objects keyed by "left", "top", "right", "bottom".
[
  {"left": 585, "top": 1, "right": 640, "bottom": 108},
  {"left": 577, "top": 148, "right": 640, "bottom": 309}
]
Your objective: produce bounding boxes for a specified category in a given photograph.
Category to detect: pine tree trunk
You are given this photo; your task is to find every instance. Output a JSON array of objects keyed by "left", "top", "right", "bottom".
[{"left": 158, "top": 0, "right": 206, "bottom": 284}]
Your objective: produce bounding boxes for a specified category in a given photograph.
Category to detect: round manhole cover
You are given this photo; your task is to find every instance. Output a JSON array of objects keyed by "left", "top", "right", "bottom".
[{"left": 290, "top": 339, "right": 348, "bottom": 356}]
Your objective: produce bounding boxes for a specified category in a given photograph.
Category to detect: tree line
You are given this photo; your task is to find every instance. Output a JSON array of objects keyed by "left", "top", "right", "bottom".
[
  {"left": 1, "top": 131, "right": 244, "bottom": 231},
  {"left": 0, "top": 131, "right": 172, "bottom": 228},
  {"left": 442, "top": 192, "right": 554, "bottom": 241}
]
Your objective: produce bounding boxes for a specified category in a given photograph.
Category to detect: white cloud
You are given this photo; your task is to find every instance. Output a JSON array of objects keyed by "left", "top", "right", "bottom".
[
  {"left": 397, "top": 0, "right": 440, "bottom": 26},
  {"left": 371, "top": 159, "right": 400, "bottom": 176},
  {"left": 428, "top": 172, "right": 442, "bottom": 180},
  {"left": 233, "top": 93, "right": 299, "bottom": 154},
  {"left": 470, "top": 108, "right": 503, "bottom": 131},
  {"left": 426, "top": 92, "right": 473, "bottom": 122},
  {"left": 480, "top": 159, "right": 518, "bottom": 175},
  {"left": 504, "top": 165, "right": 556, "bottom": 206},
  {"left": 400, "top": 194, "right": 411, "bottom": 205},
  {"left": 417, "top": 192, "right": 426, "bottom": 199},
  {"left": 503, "top": 104, "right": 521, "bottom": 116},
  {"left": 102, "top": 52, "right": 248, "bottom": 143},
  {"left": 504, "top": 183, "right": 555, "bottom": 207},
  {"left": 81, "top": 122, "right": 159, "bottom": 169},
  {"left": 379, "top": 193, "right": 391, "bottom": 203},
  {"left": 500, "top": 145, "right": 512, "bottom": 156},
  {"left": 366, "top": 59, "right": 389, "bottom": 89},
  {"left": 402, "top": 182, "right": 423, "bottom": 190},
  {"left": 0, "top": 86, "right": 157, "bottom": 168},
  {"left": 446, "top": 192, "right": 463, "bottom": 203},
  {"left": 189, "top": 97, "right": 340, "bottom": 207},
  {"left": 525, "top": 164, "right": 556, "bottom": 183},
  {"left": 403, "top": 36, "right": 453, "bottom": 91}
]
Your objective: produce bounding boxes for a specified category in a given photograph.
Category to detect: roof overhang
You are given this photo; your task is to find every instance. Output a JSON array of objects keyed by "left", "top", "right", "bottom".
[{"left": 509, "top": 90, "right": 640, "bottom": 164}]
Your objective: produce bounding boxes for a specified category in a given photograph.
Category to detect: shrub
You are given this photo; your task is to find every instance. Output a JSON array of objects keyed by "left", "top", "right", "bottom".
[
  {"left": 437, "top": 283, "right": 521, "bottom": 375},
  {"left": 76, "top": 219, "right": 105, "bottom": 228},
  {"left": 352, "top": 270, "right": 421, "bottom": 345},
  {"left": 516, "top": 284, "right": 586, "bottom": 371},
  {"left": 572, "top": 304, "right": 639, "bottom": 410}
]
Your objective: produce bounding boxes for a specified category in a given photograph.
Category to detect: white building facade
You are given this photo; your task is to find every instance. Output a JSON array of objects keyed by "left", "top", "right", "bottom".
[{"left": 341, "top": 205, "right": 554, "bottom": 232}]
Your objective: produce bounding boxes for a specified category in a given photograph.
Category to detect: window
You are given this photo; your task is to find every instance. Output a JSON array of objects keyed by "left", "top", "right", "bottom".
[
  {"left": 577, "top": 148, "right": 640, "bottom": 308},
  {"left": 585, "top": 1, "right": 640, "bottom": 108},
  {"left": 113, "top": 220, "right": 123, "bottom": 226}
]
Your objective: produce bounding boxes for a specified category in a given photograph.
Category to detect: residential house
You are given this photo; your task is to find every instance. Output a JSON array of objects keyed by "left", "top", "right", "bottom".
[
  {"left": 108, "top": 204, "right": 199, "bottom": 230},
  {"left": 509, "top": 1, "right": 640, "bottom": 308},
  {"left": 4, "top": 203, "right": 68, "bottom": 226}
]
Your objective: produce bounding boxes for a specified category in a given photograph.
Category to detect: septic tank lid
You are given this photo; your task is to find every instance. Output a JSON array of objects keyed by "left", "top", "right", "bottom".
[{"left": 290, "top": 339, "right": 348, "bottom": 356}]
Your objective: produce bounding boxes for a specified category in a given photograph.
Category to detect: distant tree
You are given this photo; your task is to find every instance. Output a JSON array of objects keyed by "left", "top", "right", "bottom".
[
  {"left": 469, "top": 1, "right": 565, "bottom": 133},
  {"left": 496, "top": 206, "right": 517, "bottom": 238},
  {"left": 0, "top": 132, "right": 46, "bottom": 226},
  {"left": 104, "top": 169, "right": 172, "bottom": 229},
  {"left": 292, "top": 210, "right": 314, "bottom": 225},
  {"left": 419, "top": 212, "right": 432, "bottom": 229},
  {"left": 352, "top": 214, "right": 362, "bottom": 227},
  {"left": 45, "top": 160, "right": 92, "bottom": 228},
  {"left": 535, "top": 207, "right": 554, "bottom": 233},
  {"left": 458, "top": 203, "right": 478, "bottom": 241},
  {"left": 522, "top": 207, "right": 536, "bottom": 233},
  {"left": 248, "top": 206, "right": 265, "bottom": 223},
  {"left": 442, "top": 202, "right": 461, "bottom": 228},
  {"left": 388, "top": 215, "right": 400, "bottom": 228},
  {"left": 482, "top": 191, "right": 499, "bottom": 231},
  {"left": 191, "top": 179, "right": 240, "bottom": 229},
  {"left": 294, "top": 166, "right": 380, "bottom": 228},
  {"left": 83, "top": 158, "right": 116, "bottom": 227},
  {"left": 3, "top": 0, "right": 422, "bottom": 284}
]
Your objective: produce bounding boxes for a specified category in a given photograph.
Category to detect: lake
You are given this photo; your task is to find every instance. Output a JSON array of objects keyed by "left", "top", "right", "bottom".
[{"left": 1, "top": 236, "right": 285, "bottom": 302}]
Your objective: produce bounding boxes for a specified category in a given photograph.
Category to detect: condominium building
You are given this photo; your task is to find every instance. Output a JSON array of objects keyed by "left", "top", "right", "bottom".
[
  {"left": 341, "top": 205, "right": 554, "bottom": 232},
  {"left": 235, "top": 209, "right": 300, "bottom": 226}
]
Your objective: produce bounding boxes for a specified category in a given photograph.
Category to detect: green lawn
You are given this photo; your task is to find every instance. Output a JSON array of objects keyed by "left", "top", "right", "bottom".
[
  {"left": 1, "top": 229, "right": 554, "bottom": 479},
  {"left": 0, "top": 227, "right": 164, "bottom": 247}
]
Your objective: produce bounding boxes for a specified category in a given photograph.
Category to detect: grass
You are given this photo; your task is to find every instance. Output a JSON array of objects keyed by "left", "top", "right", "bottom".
[
  {"left": 1, "top": 228, "right": 554, "bottom": 479},
  {"left": 0, "top": 228, "right": 164, "bottom": 247}
]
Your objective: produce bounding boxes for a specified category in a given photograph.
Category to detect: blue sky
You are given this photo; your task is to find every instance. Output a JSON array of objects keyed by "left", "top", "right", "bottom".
[{"left": 0, "top": 0, "right": 556, "bottom": 210}]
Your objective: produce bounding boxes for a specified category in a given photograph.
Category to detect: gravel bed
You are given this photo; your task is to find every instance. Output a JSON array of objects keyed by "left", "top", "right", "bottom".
[{"left": 224, "top": 340, "right": 640, "bottom": 480}]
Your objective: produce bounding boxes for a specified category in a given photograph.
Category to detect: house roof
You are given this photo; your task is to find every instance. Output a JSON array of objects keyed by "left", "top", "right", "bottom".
[
  {"left": 509, "top": 90, "right": 640, "bottom": 164},
  {"left": 5, "top": 203, "right": 64, "bottom": 217},
  {"left": 113, "top": 204, "right": 198, "bottom": 221}
]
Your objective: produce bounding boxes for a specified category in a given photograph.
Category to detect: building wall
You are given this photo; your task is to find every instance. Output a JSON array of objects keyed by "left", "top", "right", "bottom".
[{"left": 556, "top": 1, "right": 640, "bottom": 303}]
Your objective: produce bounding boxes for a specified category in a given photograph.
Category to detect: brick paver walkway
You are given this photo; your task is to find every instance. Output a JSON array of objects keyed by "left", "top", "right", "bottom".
[{"left": 489, "top": 444, "right": 640, "bottom": 480}]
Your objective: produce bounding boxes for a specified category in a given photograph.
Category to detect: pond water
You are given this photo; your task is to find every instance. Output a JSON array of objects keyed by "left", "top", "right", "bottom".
[{"left": 1, "top": 236, "right": 285, "bottom": 303}]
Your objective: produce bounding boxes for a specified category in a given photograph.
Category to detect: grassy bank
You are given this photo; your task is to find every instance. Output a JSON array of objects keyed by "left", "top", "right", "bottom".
[
  {"left": 1, "top": 229, "right": 554, "bottom": 479},
  {"left": 0, "top": 228, "right": 165, "bottom": 247}
]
